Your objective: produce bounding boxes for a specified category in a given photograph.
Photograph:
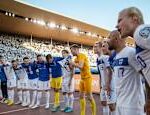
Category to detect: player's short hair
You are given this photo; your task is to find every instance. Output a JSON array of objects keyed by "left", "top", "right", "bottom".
[
  {"left": 108, "top": 30, "right": 121, "bottom": 39},
  {"left": 62, "top": 49, "right": 69, "bottom": 54},
  {"left": 121, "top": 7, "right": 144, "bottom": 24},
  {"left": 11, "top": 60, "right": 16, "bottom": 63},
  {"left": 46, "top": 54, "right": 52, "bottom": 60},
  {"left": 95, "top": 41, "right": 102, "bottom": 47},
  {"left": 37, "top": 54, "right": 42, "bottom": 58},
  {"left": 70, "top": 44, "right": 80, "bottom": 49},
  {"left": 23, "top": 57, "right": 29, "bottom": 60}
]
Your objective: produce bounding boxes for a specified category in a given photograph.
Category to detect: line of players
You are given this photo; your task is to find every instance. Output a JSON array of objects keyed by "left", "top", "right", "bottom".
[
  {"left": 0, "top": 6, "right": 150, "bottom": 115},
  {"left": 0, "top": 50, "right": 75, "bottom": 113},
  {"left": 1, "top": 30, "right": 147, "bottom": 115},
  {"left": 0, "top": 32, "right": 147, "bottom": 115},
  {"left": 93, "top": 6, "right": 150, "bottom": 115},
  {"left": 94, "top": 31, "right": 146, "bottom": 115}
]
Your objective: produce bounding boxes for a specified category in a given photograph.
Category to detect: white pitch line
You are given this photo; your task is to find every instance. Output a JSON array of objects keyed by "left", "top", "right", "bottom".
[{"left": 0, "top": 97, "right": 79, "bottom": 115}]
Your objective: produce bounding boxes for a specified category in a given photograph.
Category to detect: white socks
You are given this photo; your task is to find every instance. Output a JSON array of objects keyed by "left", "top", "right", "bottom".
[
  {"left": 103, "top": 106, "right": 109, "bottom": 115},
  {"left": 45, "top": 91, "right": 50, "bottom": 105},
  {"left": 68, "top": 94, "right": 74, "bottom": 108},
  {"left": 23, "top": 91, "right": 26, "bottom": 104},
  {"left": 8, "top": 89, "right": 14, "bottom": 101},
  {"left": 31, "top": 90, "right": 37, "bottom": 105},
  {"left": 26, "top": 91, "right": 30, "bottom": 104},
  {"left": 18, "top": 90, "right": 22, "bottom": 102},
  {"left": 64, "top": 94, "right": 69, "bottom": 108},
  {"left": 36, "top": 92, "right": 42, "bottom": 105},
  {"left": 35, "top": 91, "right": 50, "bottom": 106},
  {"left": 63, "top": 94, "right": 74, "bottom": 109},
  {"left": 110, "top": 111, "right": 116, "bottom": 115}
]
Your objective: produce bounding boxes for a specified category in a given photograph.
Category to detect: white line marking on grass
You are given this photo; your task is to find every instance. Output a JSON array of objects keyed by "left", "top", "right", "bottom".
[{"left": 0, "top": 97, "right": 79, "bottom": 114}]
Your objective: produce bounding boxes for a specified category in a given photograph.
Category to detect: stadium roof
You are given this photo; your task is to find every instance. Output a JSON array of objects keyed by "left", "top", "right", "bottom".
[{"left": 0, "top": 0, "right": 110, "bottom": 46}]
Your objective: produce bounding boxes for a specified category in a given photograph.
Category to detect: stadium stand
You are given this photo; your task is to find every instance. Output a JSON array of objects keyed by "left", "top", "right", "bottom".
[{"left": 0, "top": 34, "right": 97, "bottom": 66}]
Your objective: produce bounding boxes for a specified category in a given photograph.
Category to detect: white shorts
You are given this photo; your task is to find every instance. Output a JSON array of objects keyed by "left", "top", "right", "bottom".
[
  {"left": 7, "top": 79, "right": 16, "bottom": 88},
  {"left": 37, "top": 80, "right": 50, "bottom": 91},
  {"left": 62, "top": 77, "right": 75, "bottom": 93},
  {"left": 100, "top": 89, "right": 116, "bottom": 104},
  {"left": 17, "top": 79, "right": 28, "bottom": 89},
  {"left": 116, "top": 106, "right": 145, "bottom": 115},
  {"left": 28, "top": 78, "right": 38, "bottom": 90}
]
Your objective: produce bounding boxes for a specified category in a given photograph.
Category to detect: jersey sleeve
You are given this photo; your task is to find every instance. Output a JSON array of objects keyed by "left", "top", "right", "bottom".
[
  {"left": 134, "top": 24, "right": 150, "bottom": 49},
  {"left": 128, "top": 48, "right": 142, "bottom": 72},
  {"left": 54, "top": 57, "right": 64, "bottom": 62},
  {"left": 57, "top": 56, "right": 72, "bottom": 68},
  {"left": 58, "top": 59, "right": 66, "bottom": 68}
]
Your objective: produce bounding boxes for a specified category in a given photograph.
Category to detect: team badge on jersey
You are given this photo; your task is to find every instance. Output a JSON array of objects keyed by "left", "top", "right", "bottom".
[{"left": 139, "top": 26, "right": 150, "bottom": 39}]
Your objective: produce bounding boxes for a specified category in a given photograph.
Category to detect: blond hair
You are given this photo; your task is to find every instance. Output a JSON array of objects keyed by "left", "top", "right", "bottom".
[{"left": 121, "top": 7, "right": 144, "bottom": 24}]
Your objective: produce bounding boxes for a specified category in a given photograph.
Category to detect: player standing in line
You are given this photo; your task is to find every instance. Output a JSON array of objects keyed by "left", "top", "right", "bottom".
[
  {"left": 58, "top": 50, "right": 75, "bottom": 113},
  {"left": 0, "top": 55, "right": 9, "bottom": 104},
  {"left": 3, "top": 59, "right": 16, "bottom": 106},
  {"left": 21, "top": 57, "right": 38, "bottom": 108},
  {"left": 94, "top": 41, "right": 116, "bottom": 115},
  {"left": 12, "top": 60, "right": 29, "bottom": 107},
  {"left": 46, "top": 54, "right": 63, "bottom": 112},
  {"left": 69, "top": 44, "right": 96, "bottom": 115},
  {"left": 31, "top": 55, "right": 50, "bottom": 109},
  {"left": 116, "top": 7, "right": 150, "bottom": 113},
  {"left": 107, "top": 30, "right": 145, "bottom": 115}
]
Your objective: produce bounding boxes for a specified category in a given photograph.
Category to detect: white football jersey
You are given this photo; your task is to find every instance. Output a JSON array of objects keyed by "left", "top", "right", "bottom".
[
  {"left": 134, "top": 24, "right": 150, "bottom": 49},
  {"left": 14, "top": 65, "right": 28, "bottom": 80},
  {"left": 58, "top": 55, "right": 73, "bottom": 78},
  {"left": 3, "top": 63, "right": 16, "bottom": 80},
  {"left": 134, "top": 24, "right": 150, "bottom": 86},
  {"left": 97, "top": 55, "right": 111, "bottom": 88},
  {"left": 113, "top": 46, "right": 145, "bottom": 108}
]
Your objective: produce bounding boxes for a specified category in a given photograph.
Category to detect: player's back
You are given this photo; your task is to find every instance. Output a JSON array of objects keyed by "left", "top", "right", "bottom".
[
  {"left": 75, "top": 53, "right": 91, "bottom": 79},
  {"left": 113, "top": 46, "right": 145, "bottom": 108}
]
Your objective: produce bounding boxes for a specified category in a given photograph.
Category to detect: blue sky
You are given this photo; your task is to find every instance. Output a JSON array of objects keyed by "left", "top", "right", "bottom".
[{"left": 20, "top": 0, "right": 150, "bottom": 30}]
